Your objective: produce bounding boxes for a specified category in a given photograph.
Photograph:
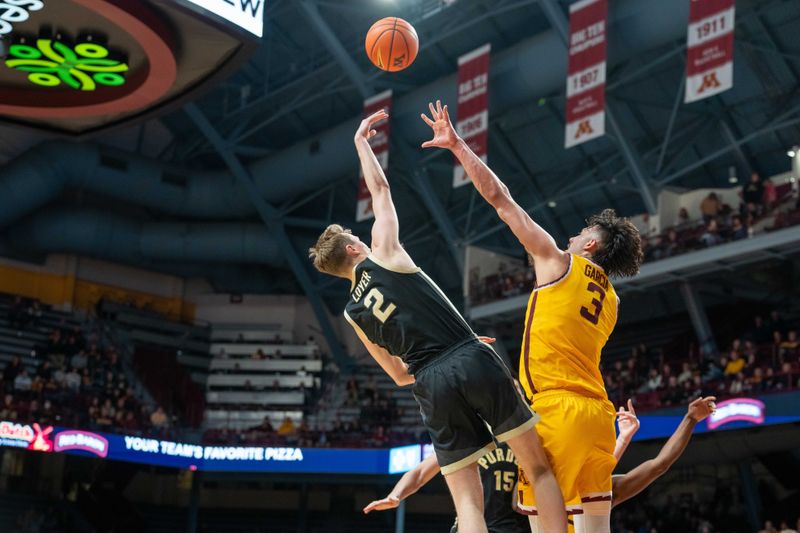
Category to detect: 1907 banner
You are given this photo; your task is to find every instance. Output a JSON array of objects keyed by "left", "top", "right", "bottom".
[
  {"left": 565, "top": 0, "right": 608, "bottom": 149},
  {"left": 356, "top": 90, "right": 392, "bottom": 222},
  {"left": 453, "top": 44, "right": 491, "bottom": 188},
  {"left": 685, "top": 0, "right": 735, "bottom": 103}
]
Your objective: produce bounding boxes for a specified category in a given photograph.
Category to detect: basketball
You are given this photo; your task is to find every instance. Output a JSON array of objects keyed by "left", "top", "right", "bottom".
[{"left": 365, "top": 17, "right": 419, "bottom": 72}]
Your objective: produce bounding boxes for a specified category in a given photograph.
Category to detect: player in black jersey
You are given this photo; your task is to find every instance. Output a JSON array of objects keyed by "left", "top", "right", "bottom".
[
  {"left": 309, "top": 110, "right": 567, "bottom": 533},
  {"left": 364, "top": 443, "right": 528, "bottom": 533}
]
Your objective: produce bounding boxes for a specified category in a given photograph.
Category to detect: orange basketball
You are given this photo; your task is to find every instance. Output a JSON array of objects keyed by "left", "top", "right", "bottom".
[{"left": 365, "top": 17, "right": 419, "bottom": 72}]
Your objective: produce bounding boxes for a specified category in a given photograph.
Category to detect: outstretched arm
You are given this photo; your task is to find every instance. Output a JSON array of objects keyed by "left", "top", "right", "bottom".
[
  {"left": 420, "top": 101, "right": 567, "bottom": 284},
  {"left": 355, "top": 111, "right": 414, "bottom": 268},
  {"left": 612, "top": 397, "right": 716, "bottom": 507},
  {"left": 363, "top": 454, "right": 440, "bottom": 513}
]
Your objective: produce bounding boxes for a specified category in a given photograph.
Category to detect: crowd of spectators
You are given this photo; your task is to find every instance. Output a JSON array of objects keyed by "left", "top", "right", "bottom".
[
  {"left": 469, "top": 173, "right": 798, "bottom": 306},
  {"left": 0, "top": 297, "right": 168, "bottom": 438},
  {"left": 604, "top": 310, "right": 800, "bottom": 411},
  {"left": 203, "top": 374, "right": 418, "bottom": 449}
]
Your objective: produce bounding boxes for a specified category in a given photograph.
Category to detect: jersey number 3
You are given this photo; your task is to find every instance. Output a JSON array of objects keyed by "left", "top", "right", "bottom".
[
  {"left": 580, "top": 282, "right": 606, "bottom": 325},
  {"left": 364, "top": 288, "right": 397, "bottom": 323}
]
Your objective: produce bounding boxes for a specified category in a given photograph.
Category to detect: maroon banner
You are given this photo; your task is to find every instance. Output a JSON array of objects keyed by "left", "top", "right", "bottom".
[
  {"left": 356, "top": 90, "right": 392, "bottom": 222},
  {"left": 453, "top": 43, "right": 491, "bottom": 188},
  {"left": 685, "top": 0, "right": 735, "bottom": 103},
  {"left": 565, "top": 0, "right": 608, "bottom": 149}
]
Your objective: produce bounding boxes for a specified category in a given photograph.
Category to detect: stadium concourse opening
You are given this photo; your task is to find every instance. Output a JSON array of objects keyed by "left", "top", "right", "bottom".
[{"left": 1, "top": 0, "right": 800, "bottom": 532}]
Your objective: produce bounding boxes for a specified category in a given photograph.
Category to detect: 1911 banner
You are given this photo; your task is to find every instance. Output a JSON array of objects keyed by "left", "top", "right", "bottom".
[
  {"left": 453, "top": 44, "right": 490, "bottom": 188},
  {"left": 685, "top": 0, "right": 735, "bottom": 103},
  {"left": 356, "top": 90, "right": 392, "bottom": 221},
  {"left": 565, "top": 0, "right": 608, "bottom": 149}
]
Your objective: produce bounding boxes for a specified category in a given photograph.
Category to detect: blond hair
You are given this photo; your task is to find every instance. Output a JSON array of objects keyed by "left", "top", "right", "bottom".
[{"left": 308, "top": 224, "right": 355, "bottom": 276}]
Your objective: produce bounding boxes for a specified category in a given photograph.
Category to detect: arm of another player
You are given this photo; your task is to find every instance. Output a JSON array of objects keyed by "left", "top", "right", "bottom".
[
  {"left": 613, "top": 399, "right": 640, "bottom": 462},
  {"left": 351, "top": 320, "right": 414, "bottom": 387},
  {"left": 354, "top": 111, "right": 415, "bottom": 270},
  {"left": 612, "top": 396, "right": 716, "bottom": 507},
  {"left": 420, "top": 101, "right": 567, "bottom": 282},
  {"left": 363, "top": 454, "right": 441, "bottom": 513}
]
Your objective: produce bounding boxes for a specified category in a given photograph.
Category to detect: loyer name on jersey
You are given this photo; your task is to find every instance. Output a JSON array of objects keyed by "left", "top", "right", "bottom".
[
  {"left": 584, "top": 263, "right": 609, "bottom": 291},
  {"left": 352, "top": 271, "right": 372, "bottom": 303},
  {"left": 477, "top": 446, "right": 516, "bottom": 470}
]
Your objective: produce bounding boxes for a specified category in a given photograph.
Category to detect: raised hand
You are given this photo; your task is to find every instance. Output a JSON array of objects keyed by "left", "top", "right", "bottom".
[
  {"left": 687, "top": 396, "right": 716, "bottom": 422},
  {"left": 420, "top": 100, "right": 460, "bottom": 150},
  {"left": 616, "top": 399, "right": 640, "bottom": 442},
  {"left": 363, "top": 495, "right": 400, "bottom": 514},
  {"left": 356, "top": 109, "right": 389, "bottom": 142}
]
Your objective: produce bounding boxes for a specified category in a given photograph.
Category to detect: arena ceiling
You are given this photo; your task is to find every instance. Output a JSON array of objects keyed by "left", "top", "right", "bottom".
[{"left": 1, "top": 0, "right": 799, "bottom": 311}]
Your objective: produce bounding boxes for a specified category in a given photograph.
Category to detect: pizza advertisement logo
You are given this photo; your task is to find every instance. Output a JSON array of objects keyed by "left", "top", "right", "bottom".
[
  {"left": 707, "top": 398, "right": 765, "bottom": 430},
  {"left": 54, "top": 430, "right": 108, "bottom": 458},
  {"left": 6, "top": 39, "right": 129, "bottom": 91}
]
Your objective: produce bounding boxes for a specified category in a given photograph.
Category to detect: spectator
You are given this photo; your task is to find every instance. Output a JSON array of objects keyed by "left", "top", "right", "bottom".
[
  {"left": 14, "top": 369, "right": 32, "bottom": 392},
  {"left": 639, "top": 368, "right": 662, "bottom": 392},
  {"left": 297, "top": 366, "right": 309, "bottom": 378},
  {"left": 70, "top": 350, "right": 88, "bottom": 371},
  {"left": 742, "top": 172, "right": 765, "bottom": 215},
  {"left": 770, "top": 310, "right": 787, "bottom": 335},
  {"left": 729, "top": 372, "right": 746, "bottom": 395},
  {"left": 778, "top": 520, "right": 798, "bottom": 533},
  {"left": 731, "top": 215, "right": 748, "bottom": 240},
  {"left": 779, "top": 330, "right": 800, "bottom": 364},
  {"left": 724, "top": 352, "right": 746, "bottom": 376},
  {"left": 277, "top": 416, "right": 297, "bottom": 437},
  {"left": 759, "top": 520, "right": 776, "bottom": 533},
  {"left": 749, "top": 315, "right": 771, "bottom": 344},
  {"left": 676, "top": 207, "right": 691, "bottom": 228},
  {"left": 3, "top": 355, "right": 22, "bottom": 384},
  {"left": 677, "top": 362, "right": 693, "bottom": 384},
  {"left": 251, "top": 348, "right": 266, "bottom": 360},
  {"left": 150, "top": 406, "right": 169, "bottom": 428},
  {"left": 700, "top": 192, "right": 721, "bottom": 223},
  {"left": 700, "top": 219, "right": 722, "bottom": 247}
]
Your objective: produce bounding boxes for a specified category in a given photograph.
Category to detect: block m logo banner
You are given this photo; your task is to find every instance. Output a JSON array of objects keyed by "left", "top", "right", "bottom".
[
  {"left": 685, "top": 0, "right": 735, "bottom": 103},
  {"left": 564, "top": 0, "right": 608, "bottom": 149},
  {"left": 356, "top": 90, "right": 392, "bottom": 222}
]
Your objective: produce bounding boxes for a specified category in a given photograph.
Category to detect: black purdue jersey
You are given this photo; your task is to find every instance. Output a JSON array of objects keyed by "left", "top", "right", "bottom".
[
  {"left": 344, "top": 256, "right": 475, "bottom": 373},
  {"left": 451, "top": 444, "right": 529, "bottom": 533}
]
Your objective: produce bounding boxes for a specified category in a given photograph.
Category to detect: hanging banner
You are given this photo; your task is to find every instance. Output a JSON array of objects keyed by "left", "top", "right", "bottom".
[
  {"left": 356, "top": 90, "right": 393, "bottom": 222},
  {"left": 453, "top": 43, "right": 491, "bottom": 188},
  {"left": 685, "top": 0, "right": 735, "bottom": 103},
  {"left": 565, "top": 0, "right": 608, "bottom": 149}
]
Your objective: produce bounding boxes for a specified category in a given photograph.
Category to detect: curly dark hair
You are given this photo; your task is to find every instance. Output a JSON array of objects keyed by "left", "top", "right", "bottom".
[{"left": 585, "top": 209, "right": 643, "bottom": 278}]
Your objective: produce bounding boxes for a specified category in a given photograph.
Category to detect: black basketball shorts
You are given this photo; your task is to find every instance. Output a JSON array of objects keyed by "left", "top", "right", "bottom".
[{"left": 412, "top": 339, "right": 539, "bottom": 475}]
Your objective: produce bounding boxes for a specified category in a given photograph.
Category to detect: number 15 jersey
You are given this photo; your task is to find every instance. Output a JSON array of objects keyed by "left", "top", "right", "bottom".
[
  {"left": 520, "top": 254, "right": 618, "bottom": 401},
  {"left": 344, "top": 256, "right": 475, "bottom": 374}
]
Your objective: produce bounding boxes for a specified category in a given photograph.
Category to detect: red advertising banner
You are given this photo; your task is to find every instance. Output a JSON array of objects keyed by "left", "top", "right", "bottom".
[
  {"left": 565, "top": 0, "right": 608, "bottom": 149},
  {"left": 356, "top": 90, "right": 393, "bottom": 222},
  {"left": 453, "top": 43, "right": 491, "bottom": 188},
  {"left": 685, "top": 0, "right": 735, "bottom": 103}
]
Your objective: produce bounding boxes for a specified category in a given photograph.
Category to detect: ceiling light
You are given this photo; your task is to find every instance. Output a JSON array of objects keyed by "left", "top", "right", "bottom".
[
  {"left": 547, "top": 201, "right": 557, "bottom": 208},
  {"left": 729, "top": 176, "right": 738, "bottom": 184},
  {"left": 788, "top": 150, "right": 796, "bottom": 158}
]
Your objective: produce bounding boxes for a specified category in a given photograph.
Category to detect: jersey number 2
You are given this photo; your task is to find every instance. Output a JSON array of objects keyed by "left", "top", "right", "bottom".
[
  {"left": 580, "top": 282, "right": 606, "bottom": 325},
  {"left": 364, "top": 288, "right": 397, "bottom": 323}
]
